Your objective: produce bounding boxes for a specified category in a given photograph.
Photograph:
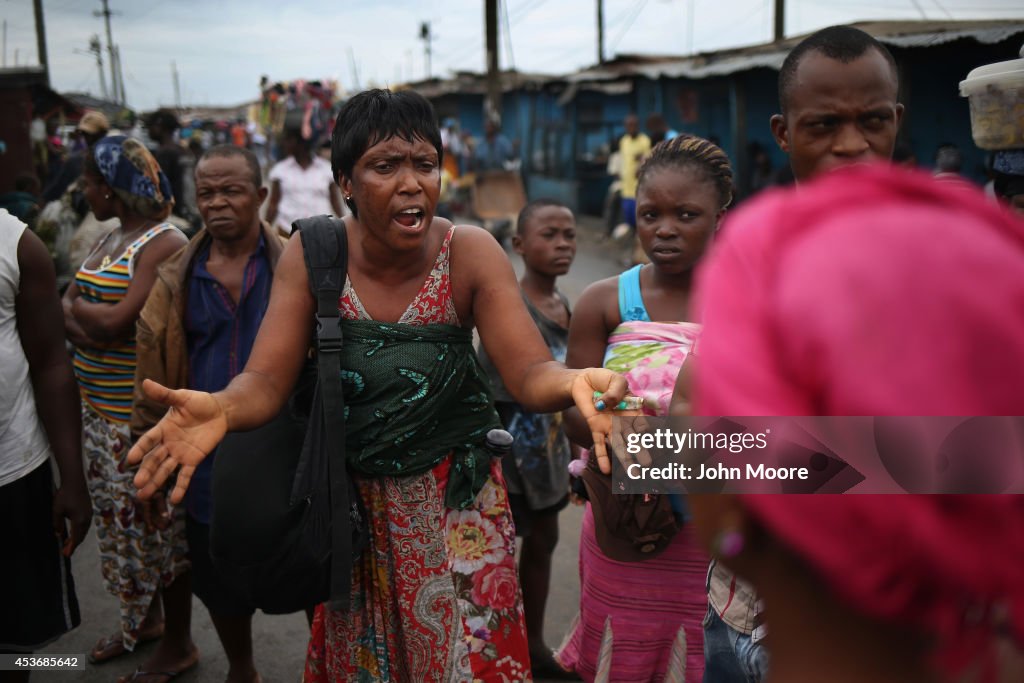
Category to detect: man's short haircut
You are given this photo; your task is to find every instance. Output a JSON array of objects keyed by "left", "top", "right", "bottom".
[
  {"left": 331, "top": 89, "right": 443, "bottom": 217},
  {"left": 516, "top": 198, "right": 571, "bottom": 236},
  {"left": 198, "top": 144, "right": 262, "bottom": 188},
  {"left": 778, "top": 25, "right": 898, "bottom": 114},
  {"left": 934, "top": 144, "right": 962, "bottom": 173}
]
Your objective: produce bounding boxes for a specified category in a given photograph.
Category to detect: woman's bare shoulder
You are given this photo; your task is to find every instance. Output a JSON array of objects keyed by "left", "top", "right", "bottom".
[
  {"left": 576, "top": 275, "right": 620, "bottom": 312},
  {"left": 448, "top": 223, "right": 511, "bottom": 273}
]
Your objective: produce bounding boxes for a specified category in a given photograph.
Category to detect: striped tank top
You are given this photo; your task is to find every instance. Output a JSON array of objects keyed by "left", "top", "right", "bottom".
[{"left": 73, "top": 223, "right": 178, "bottom": 423}]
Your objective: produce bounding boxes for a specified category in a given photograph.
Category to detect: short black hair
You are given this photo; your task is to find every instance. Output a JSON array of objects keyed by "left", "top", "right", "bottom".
[
  {"left": 330, "top": 89, "right": 443, "bottom": 216},
  {"left": 778, "top": 25, "right": 898, "bottom": 115},
  {"left": 197, "top": 144, "right": 262, "bottom": 188},
  {"left": 934, "top": 143, "right": 962, "bottom": 173},
  {"left": 516, "top": 198, "right": 571, "bottom": 236}
]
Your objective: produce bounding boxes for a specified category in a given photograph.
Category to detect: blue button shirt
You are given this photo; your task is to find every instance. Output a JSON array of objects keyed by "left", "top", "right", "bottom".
[{"left": 184, "top": 235, "right": 272, "bottom": 522}]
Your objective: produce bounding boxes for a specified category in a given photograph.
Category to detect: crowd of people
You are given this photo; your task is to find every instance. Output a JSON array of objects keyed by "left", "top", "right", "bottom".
[{"left": 2, "top": 23, "right": 1023, "bottom": 683}]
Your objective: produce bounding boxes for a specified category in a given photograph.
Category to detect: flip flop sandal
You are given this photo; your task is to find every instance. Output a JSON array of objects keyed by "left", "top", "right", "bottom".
[
  {"left": 117, "top": 651, "right": 199, "bottom": 683},
  {"left": 89, "top": 634, "right": 128, "bottom": 664},
  {"left": 89, "top": 626, "right": 165, "bottom": 664}
]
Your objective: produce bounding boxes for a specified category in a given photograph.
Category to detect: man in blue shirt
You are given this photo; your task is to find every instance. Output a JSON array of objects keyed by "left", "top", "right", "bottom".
[
  {"left": 473, "top": 118, "right": 515, "bottom": 172},
  {"left": 132, "top": 145, "right": 288, "bottom": 683}
]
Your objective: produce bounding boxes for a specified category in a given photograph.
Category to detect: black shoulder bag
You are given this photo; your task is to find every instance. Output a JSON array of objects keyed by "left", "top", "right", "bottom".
[{"left": 209, "top": 215, "right": 367, "bottom": 614}]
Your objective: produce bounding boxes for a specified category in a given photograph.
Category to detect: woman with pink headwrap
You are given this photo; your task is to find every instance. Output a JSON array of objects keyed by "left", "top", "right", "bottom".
[{"left": 685, "top": 163, "right": 1024, "bottom": 682}]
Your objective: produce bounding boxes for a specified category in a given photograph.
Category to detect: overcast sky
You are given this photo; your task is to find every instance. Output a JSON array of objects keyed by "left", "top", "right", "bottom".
[{"left": 3, "top": 0, "right": 1023, "bottom": 110}]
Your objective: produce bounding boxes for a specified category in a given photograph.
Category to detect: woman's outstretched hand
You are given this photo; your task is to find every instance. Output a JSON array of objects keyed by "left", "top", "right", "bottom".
[
  {"left": 570, "top": 368, "right": 638, "bottom": 475},
  {"left": 127, "top": 378, "right": 229, "bottom": 504}
]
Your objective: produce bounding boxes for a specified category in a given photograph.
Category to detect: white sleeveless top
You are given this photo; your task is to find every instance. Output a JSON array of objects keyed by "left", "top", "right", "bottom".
[{"left": 0, "top": 210, "right": 52, "bottom": 486}]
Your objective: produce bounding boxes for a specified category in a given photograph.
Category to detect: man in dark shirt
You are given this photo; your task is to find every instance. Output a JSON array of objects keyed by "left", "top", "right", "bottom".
[
  {"left": 133, "top": 145, "right": 286, "bottom": 682},
  {"left": 147, "top": 110, "right": 200, "bottom": 233}
]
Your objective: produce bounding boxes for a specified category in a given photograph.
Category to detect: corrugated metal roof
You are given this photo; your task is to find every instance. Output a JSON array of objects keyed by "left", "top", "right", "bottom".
[
  {"left": 637, "top": 53, "right": 788, "bottom": 80},
  {"left": 879, "top": 24, "right": 1024, "bottom": 47},
  {"left": 567, "top": 19, "right": 1024, "bottom": 83}
]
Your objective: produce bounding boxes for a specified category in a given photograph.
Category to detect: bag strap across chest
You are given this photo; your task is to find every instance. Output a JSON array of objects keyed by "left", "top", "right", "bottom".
[{"left": 295, "top": 214, "right": 353, "bottom": 610}]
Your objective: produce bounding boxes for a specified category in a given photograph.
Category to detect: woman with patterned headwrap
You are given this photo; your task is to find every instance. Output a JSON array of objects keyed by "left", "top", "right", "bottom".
[{"left": 61, "top": 136, "right": 195, "bottom": 676}]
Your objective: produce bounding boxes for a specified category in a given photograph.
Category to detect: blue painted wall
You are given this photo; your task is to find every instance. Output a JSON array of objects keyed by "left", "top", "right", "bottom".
[
  {"left": 423, "top": 32, "right": 1022, "bottom": 214},
  {"left": 892, "top": 39, "right": 1020, "bottom": 182}
]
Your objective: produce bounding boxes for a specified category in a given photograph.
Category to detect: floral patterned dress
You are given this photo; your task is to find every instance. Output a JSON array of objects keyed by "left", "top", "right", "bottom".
[{"left": 303, "top": 226, "right": 532, "bottom": 682}]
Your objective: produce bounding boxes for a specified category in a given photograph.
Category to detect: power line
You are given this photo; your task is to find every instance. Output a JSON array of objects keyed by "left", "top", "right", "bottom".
[
  {"left": 501, "top": 0, "right": 516, "bottom": 71},
  {"left": 437, "top": 0, "right": 551, "bottom": 71},
  {"left": 907, "top": 0, "right": 930, "bottom": 19},
  {"left": 509, "top": 0, "right": 550, "bottom": 27},
  {"left": 607, "top": 0, "right": 642, "bottom": 28},
  {"left": 610, "top": 0, "right": 650, "bottom": 53},
  {"left": 930, "top": 0, "right": 955, "bottom": 19}
]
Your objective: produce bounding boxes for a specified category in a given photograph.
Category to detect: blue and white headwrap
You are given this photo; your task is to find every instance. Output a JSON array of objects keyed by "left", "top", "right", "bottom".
[{"left": 93, "top": 135, "right": 174, "bottom": 220}]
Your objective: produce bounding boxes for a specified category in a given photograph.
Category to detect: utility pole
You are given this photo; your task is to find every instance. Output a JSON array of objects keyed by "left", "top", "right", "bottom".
[
  {"left": 485, "top": 0, "right": 500, "bottom": 124},
  {"left": 33, "top": 0, "right": 50, "bottom": 84},
  {"left": 597, "top": 0, "right": 605, "bottom": 64},
  {"left": 774, "top": 0, "right": 784, "bottom": 42},
  {"left": 171, "top": 60, "right": 181, "bottom": 108},
  {"left": 113, "top": 45, "right": 126, "bottom": 104},
  {"left": 78, "top": 35, "right": 109, "bottom": 99},
  {"left": 91, "top": 36, "right": 107, "bottom": 99},
  {"left": 347, "top": 46, "right": 361, "bottom": 92},
  {"left": 2, "top": 20, "right": 7, "bottom": 67},
  {"left": 420, "top": 22, "right": 433, "bottom": 79},
  {"left": 95, "top": 0, "right": 120, "bottom": 103}
]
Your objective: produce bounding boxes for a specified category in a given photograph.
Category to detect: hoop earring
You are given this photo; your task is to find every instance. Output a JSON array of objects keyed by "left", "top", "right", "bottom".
[{"left": 713, "top": 529, "right": 745, "bottom": 558}]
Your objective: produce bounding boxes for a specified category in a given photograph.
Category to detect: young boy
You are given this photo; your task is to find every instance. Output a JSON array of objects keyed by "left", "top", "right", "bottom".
[{"left": 478, "top": 198, "right": 578, "bottom": 679}]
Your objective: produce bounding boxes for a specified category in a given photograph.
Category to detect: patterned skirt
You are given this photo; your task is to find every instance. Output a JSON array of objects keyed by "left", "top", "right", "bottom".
[
  {"left": 555, "top": 503, "right": 708, "bottom": 683},
  {"left": 303, "top": 457, "right": 532, "bottom": 682},
  {"left": 82, "top": 403, "right": 189, "bottom": 649}
]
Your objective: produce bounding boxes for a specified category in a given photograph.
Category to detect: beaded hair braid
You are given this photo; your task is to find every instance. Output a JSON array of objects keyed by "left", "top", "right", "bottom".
[{"left": 637, "top": 133, "right": 734, "bottom": 209}]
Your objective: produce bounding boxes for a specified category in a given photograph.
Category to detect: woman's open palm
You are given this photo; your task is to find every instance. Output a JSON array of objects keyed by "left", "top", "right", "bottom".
[{"left": 128, "top": 378, "right": 229, "bottom": 504}]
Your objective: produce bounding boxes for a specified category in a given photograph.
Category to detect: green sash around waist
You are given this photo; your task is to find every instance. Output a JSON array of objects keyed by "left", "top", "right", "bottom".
[{"left": 340, "top": 319, "right": 502, "bottom": 510}]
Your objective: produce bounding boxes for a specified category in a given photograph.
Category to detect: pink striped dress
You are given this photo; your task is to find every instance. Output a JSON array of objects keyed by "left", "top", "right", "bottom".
[{"left": 556, "top": 267, "right": 708, "bottom": 683}]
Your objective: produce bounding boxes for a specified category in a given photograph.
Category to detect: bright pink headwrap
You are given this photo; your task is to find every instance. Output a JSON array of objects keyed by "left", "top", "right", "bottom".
[{"left": 693, "top": 164, "right": 1024, "bottom": 676}]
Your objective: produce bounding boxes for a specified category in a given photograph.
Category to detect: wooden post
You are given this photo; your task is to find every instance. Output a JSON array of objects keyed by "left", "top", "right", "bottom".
[
  {"left": 485, "top": 0, "right": 501, "bottom": 124},
  {"left": 33, "top": 0, "right": 49, "bottom": 84}
]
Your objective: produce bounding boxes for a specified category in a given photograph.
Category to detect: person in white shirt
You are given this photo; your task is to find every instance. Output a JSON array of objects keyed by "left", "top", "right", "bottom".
[
  {"left": 0, "top": 209, "right": 91, "bottom": 661},
  {"left": 265, "top": 128, "right": 345, "bottom": 236}
]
